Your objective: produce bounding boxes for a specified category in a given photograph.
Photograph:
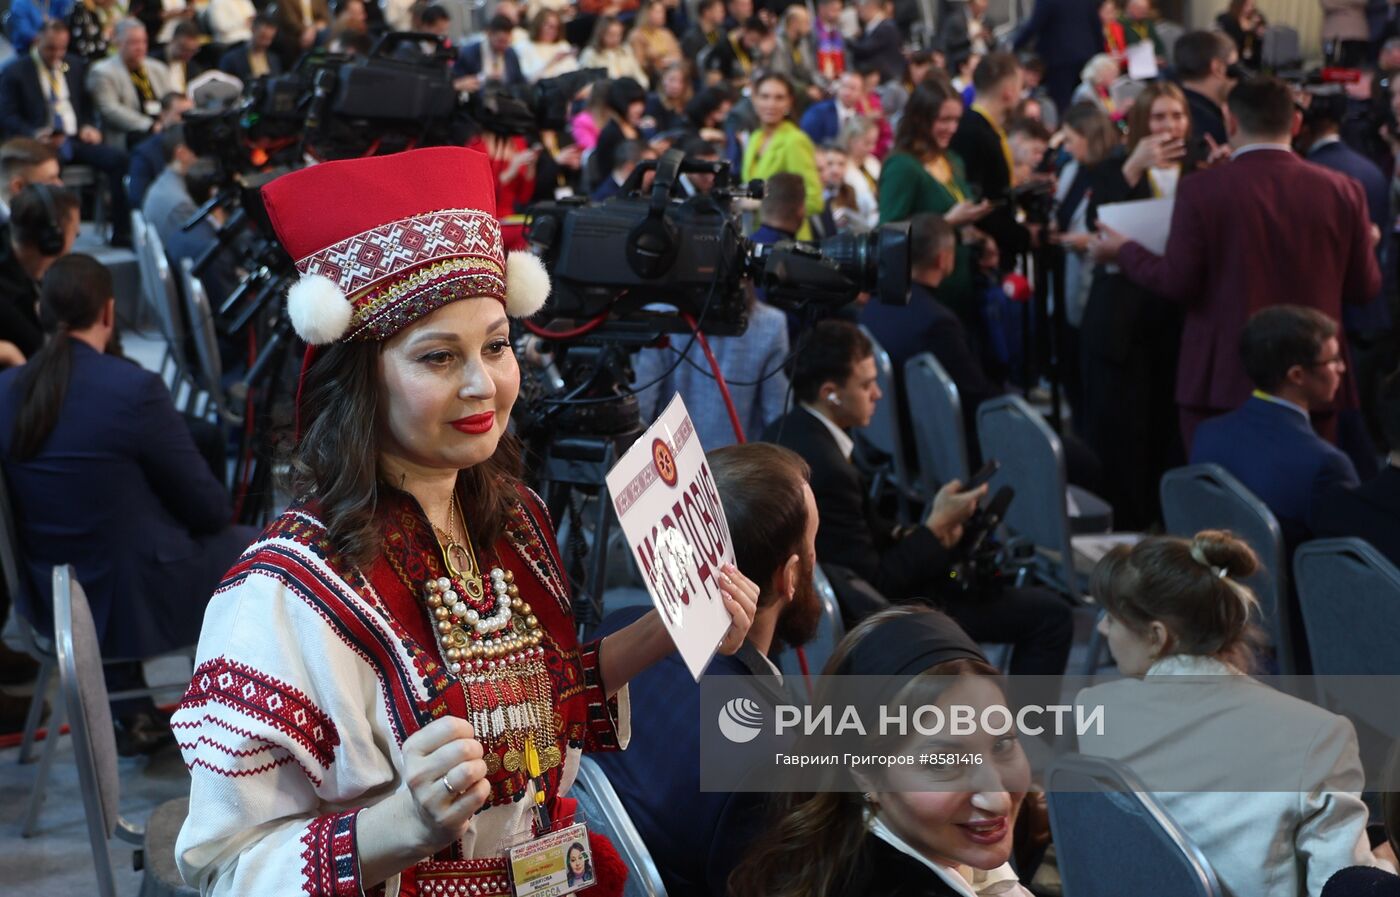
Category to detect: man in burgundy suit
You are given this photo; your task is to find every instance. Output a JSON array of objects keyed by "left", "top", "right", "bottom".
[{"left": 1092, "top": 77, "right": 1380, "bottom": 447}]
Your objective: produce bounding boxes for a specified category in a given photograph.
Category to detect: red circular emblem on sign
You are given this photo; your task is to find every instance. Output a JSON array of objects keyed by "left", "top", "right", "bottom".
[{"left": 652, "top": 438, "right": 679, "bottom": 487}]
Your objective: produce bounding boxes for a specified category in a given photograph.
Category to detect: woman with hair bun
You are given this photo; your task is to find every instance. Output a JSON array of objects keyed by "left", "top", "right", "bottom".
[{"left": 1077, "top": 530, "right": 1397, "bottom": 896}]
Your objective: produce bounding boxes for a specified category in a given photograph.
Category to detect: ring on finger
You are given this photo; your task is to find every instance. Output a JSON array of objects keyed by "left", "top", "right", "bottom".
[{"left": 443, "top": 773, "right": 458, "bottom": 797}]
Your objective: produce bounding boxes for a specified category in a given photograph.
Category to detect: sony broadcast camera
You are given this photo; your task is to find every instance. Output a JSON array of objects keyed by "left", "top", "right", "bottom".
[{"left": 526, "top": 148, "right": 913, "bottom": 337}]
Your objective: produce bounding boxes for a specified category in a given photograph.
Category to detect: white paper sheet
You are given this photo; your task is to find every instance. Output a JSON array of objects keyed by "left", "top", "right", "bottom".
[
  {"left": 1126, "top": 40, "right": 1158, "bottom": 80},
  {"left": 1098, "top": 197, "right": 1174, "bottom": 255}
]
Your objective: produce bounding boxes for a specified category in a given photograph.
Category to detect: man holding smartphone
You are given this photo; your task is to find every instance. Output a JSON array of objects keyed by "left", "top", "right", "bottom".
[{"left": 763, "top": 319, "right": 1074, "bottom": 675}]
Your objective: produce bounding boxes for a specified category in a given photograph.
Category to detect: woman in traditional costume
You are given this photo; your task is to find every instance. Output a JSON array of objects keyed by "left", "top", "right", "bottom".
[{"left": 171, "top": 146, "right": 759, "bottom": 897}]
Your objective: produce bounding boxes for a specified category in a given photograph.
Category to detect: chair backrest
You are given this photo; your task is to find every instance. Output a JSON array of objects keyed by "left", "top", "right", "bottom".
[
  {"left": 131, "top": 211, "right": 160, "bottom": 321},
  {"left": 778, "top": 563, "right": 845, "bottom": 690},
  {"left": 1263, "top": 25, "right": 1300, "bottom": 68},
  {"left": 1294, "top": 537, "right": 1400, "bottom": 675},
  {"left": 1159, "top": 464, "right": 1291, "bottom": 671},
  {"left": 904, "top": 352, "right": 969, "bottom": 493},
  {"left": 976, "top": 395, "right": 1074, "bottom": 590},
  {"left": 54, "top": 565, "right": 121, "bottom": 841},
  {"left": 855, "top": 327, "right": 913, "bottom": 492},
  {"left": 572, "top": 755, "right": 669, "bottom": 897},
  {"left": 1046, "top": 754, "right": 1224, "bottom": 897},
  {"left": 145, "top": 222, "right": 193, "bottom": 368},
  {"left": 179, "top": 258, "right": 224, "bottom": 404}
]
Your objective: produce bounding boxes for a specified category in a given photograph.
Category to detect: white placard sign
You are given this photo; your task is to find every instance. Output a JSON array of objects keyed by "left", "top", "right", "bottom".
[
  {"left": 1098, "top": 196, "right": 1175, "bottom": 256},
  {"left": 606, "top": 394, "right": 736, "bottom": 681}
]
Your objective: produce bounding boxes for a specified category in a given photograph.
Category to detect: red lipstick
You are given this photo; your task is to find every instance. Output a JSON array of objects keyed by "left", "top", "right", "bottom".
[{"left": 451, "top": 412, "right": 495, "bottom": 434}]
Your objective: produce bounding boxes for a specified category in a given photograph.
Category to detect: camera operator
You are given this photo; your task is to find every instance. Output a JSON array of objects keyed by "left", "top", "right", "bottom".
[
  {"left": 1092, "top": 76, "right": 1380, "bottom": 450},
  {"left": 453, "top": 15, "right": 525, "bottom": 92},
  {"left": 763, "top": 319, "right": 1073, "bottom": 675}
]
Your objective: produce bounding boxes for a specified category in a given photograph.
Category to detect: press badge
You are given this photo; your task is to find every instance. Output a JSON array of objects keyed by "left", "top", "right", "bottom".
[
  {"left": 507, "top": 822, "right": 594, "bottom": 897},
  {"left": 143, "top": 99, "right": 161, "bottom": 116}
]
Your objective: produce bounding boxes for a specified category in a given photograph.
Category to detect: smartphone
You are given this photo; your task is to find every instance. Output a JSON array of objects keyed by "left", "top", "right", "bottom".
[{"left": 964, "top": 459, "right": 1000, "bottom": 492}]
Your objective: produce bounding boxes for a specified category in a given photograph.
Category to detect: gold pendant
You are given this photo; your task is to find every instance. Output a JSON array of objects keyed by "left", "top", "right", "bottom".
[
  {"left": 462, "top": 576, "right": 484, "bottom": 602},
  {"left": 445, "top": 542, "right": 472, "bottom": 580},
  {"left": 540, "top": 745, "right": 562, "bottom": 772},
  {"left": 502, "top": 748, "right": 522, "bottom": 773}
]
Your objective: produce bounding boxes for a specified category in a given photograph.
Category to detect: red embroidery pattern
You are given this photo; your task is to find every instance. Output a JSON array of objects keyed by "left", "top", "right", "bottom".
[
  {"left": 182, "top": 657, "right": 340, "bottom": 769},
  {"left": 297, "top": 209, "right": 504, "bottom": 299},
  {"left": 299, "top": 810, "right": 361, "bottom": 897}
]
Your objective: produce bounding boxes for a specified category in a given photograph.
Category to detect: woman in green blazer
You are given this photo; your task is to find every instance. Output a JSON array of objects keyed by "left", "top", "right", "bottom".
[
  {"left": 878, "top": 75, "right": 991, "bottom": 326},
  {"left": 743, "top": 72, "right": 824, "bottom": 233}
]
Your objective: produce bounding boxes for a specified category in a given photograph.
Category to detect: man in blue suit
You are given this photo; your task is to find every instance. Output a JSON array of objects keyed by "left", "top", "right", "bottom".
[
  {"left": 1011, "top": 0, "right": 1101, "bottom": 112},
  {"left": 1191, "top": 306, "right": 1359, "bottom": 549},
  {"left": 0, "top": 254, "right": 256, "bottom": 752},
  {"left": 591, "top": 442, "right": 822, "bottom": 897},
  {"left": 1313, "top": 369, "right": 1400, "bottom": 568},
  {"left": 799, "top": 71, "right": 865, "bottom": 146},
  {"left": 452, "top": 15, "right": 525, "bottom": 91}
]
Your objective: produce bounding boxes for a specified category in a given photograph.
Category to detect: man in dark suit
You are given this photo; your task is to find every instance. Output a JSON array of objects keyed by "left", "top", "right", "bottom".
[
  {"left": 1093, "top": 77, "right": 1380, "bottom": 448},
  {"left": 125, "top": 92, "right": 192, "bottom": 209},
  {"left": 452, "top": 15, "right": 525, "bottom": 92},
  {"left": 0, "top": 19, "right": 132, "bottom": 245},
  {"left": 0, "top": 186, "right": 80, "bottom": 359},
  {"left": 591, "top": 442, "right": 820, "bottom": 897},
  {"left": 681, "top": 0, "right": 727, "bottom": 63},
  {"left": 763, "top": 319, "right": 1073, "bottom": 674},
  {"left": 862, "top": 213, "right": 999, "bottom": 463},
  {"left": 950, "top": 52, "right": 1029, "bottom": 266},
  {"left": 940, "top": 0, "right": 995, "bottom": 58},
  {"left": 1312, "top": 368, "right": 1400, "bottom": 567},
  {"left": 217, "top": 12, "right": 285, "bottom": 84},
  {"left": 274, "top": 0, "right": 330, "bottom": 68},
  {"left": 1191, "top": 306, "right": 1358, "bottom": 550},
  {"left": 849, "top": 0, "right": 904, "bottom": 84},
  {"left": 1011, "top": 0, "right": 1100, "bottom": 111},
  {"left": 798, "top": 71, "right": 865, "bottom": 146},
  {"left": 1299, "top": 90, "right": 1392, "bottom": 339},
  {"left": 152, "top": 21, "right": 210, "bottom": 93},
  {"left": 1174, "top": 30, "right": 1238, "bottom": 155}
]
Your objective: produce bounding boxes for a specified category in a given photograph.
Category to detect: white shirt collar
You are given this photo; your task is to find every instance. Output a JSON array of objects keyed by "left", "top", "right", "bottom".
[
  {"left": 1252, "top": 391, "right": 1310, "bottom": 421},
  {"left": 869, "top": 815, "right": 1029, "bottom": 896},
  {"left": 1308, "top": 134, "right": 1342, "bottom": 153},
  {"left": 1146, "top": 654, "right": 1243, "bottom": 677},
  {"left": 1230, "top": 141, "right": 1293, "bottom": 160},
  {"left": 802, "top": 404, "right": 854, "bottom": 460}
]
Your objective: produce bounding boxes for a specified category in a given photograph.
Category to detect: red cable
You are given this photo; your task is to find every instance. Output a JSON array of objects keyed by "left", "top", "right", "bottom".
[
  {"left": 523, "top": 312, "right": 609, "bottom": 340},
  {"left": 680, "top": 312, "right": 745, "bottom": 444}
]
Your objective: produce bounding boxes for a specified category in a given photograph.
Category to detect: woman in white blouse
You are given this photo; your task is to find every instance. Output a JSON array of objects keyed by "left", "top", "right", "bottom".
[
  {"left": 515, "top": 8, "right": 578, "bottom": 83},
  {"left": 834, "top": 115, "right": 881, "bottom": 232},
  {"left": 579, "top": 14, "right": 649, "bottom": 88},
  {"left": 207, "top": 0, "right": 256, "bottom": 45}
]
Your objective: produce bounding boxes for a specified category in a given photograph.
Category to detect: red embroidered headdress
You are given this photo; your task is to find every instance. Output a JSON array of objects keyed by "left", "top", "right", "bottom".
[{"left": 261, "top": 146, "right": 550, "bottom": 345}]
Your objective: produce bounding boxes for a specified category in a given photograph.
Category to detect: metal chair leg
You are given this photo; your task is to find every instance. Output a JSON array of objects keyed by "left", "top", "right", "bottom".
[
  {"left": 17, "top": 655, "right": 54, "bottom": 764},
  {"left": 21, "top": 698, "right": 65, "bottom": 837}
]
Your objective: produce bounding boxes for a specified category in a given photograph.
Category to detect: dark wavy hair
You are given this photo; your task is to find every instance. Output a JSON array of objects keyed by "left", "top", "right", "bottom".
[
  {"left": 893, "top": 72, "right": 962, "bottom": 162},
  {"left": 291, "top": 338, "right": 524, "bottom": 569}
]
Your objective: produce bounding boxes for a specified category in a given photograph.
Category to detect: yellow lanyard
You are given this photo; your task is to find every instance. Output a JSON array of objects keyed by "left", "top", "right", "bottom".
[
  {"left": 927, "top": 156, "right": 966, "bottom": 201},
  {"left": 130, "top": 66, "right": 155, "bottom": 102},
  {"left": 973, "top": 103, "right": 1016, "bottom": 187}
]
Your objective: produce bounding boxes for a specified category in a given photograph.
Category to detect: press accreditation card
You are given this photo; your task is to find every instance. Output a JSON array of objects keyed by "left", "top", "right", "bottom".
[{"left": 507, "top": 823, "right": 594, "bottom": 897}]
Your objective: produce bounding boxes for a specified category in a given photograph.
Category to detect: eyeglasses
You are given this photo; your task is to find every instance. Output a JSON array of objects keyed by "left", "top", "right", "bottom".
[{"left": 1308, "top": 355, "right": 1345, "bottom": 369}]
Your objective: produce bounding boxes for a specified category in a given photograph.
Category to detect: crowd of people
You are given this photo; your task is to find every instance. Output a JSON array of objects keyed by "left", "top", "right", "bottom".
[{"left": 1, "top": 0, "right": 1400, "bottom": 894}]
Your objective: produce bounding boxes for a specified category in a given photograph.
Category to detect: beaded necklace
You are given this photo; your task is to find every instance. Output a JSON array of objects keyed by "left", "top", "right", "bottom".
[{"left": 422, "top": 493, "right": 560, "bottom": 777}]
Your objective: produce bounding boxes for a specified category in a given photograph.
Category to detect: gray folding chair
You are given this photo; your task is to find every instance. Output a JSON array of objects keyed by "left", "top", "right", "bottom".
[
  {"left": 145, "top": 222, "right": 195, "bottom": 410},
  {"left": 904, "top": 352, "right": 970, "bottom": 497},
  {"left": 1046, "top": 754, "right": 1224, "bottom": 897},
  {"left": 975, "top": 395, "right": 1118, "bottom": 597},
  {"left": 1263, "top": 24, "right": 1300, "bottom": 69},
  {"left": 54, "top": 565, "right": 195, "bottom": 897},
  {"left": 1294, "top": 538, "right": 1400, "bottom": 675},
  {"left": 571, "top": 755, "right": 669, "bottom": 897},
  {"left": 977, "top": 396, "right": 1132, "bottom": 673},
  {"left": 778, "top": 563, "right": 845, "bottom": 697},
  {"left": 1160, "top": 464, "right": 1292, "bottom": 673},
  {"left": 856, "top": 327, "right": 923, "bottom": 524},
  {"left": 179, "top": 258, "right": 241, "bottom": 427}
]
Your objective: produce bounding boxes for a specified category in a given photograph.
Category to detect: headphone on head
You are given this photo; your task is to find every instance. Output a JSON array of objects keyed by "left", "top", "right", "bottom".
[{"left": 29, "top": 183, "right": 65, "bottom": 257}]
